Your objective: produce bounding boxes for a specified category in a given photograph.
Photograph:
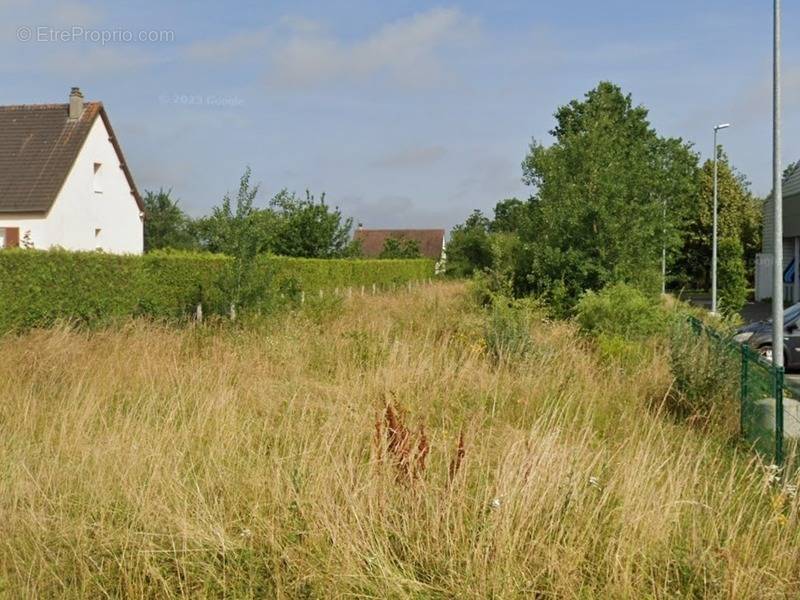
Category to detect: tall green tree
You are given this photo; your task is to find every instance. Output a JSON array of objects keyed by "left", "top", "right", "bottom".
[
  {"left": 675, "top": 150, "right": 762, "bottom": 289},
  {"left": 195, "top": 168, "right": 268, "bottom": 313},
  {"left": 490, "top": 198, "right": 527, "bottom": 233},
  {"left": 142, "top": 189, "right": 196, "bottom": 252},
  {"left": 517, "top": 82, "right": 699, "bottom": 313},
  {"left": 717, "top": 237, "right": 748, "bottom": 316},
  {"left": 270, "top": 190, "right": 356, "bottom": 258},
  {"left": 446, "top": 210, "right": 494, "bottom": 277}
]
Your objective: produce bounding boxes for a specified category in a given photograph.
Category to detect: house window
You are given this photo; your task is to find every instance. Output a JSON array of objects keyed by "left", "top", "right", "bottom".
[
  {"left": 93, "top": 162, "right": 103, "bottom": 193},
  {"left": 0, "top": 227, "right": 19, "bottom": 248}
]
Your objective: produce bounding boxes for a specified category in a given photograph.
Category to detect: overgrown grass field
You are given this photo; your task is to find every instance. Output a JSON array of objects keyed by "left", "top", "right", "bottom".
[{"left": 1, "top": 282, "right": 799, "bottom": 598}]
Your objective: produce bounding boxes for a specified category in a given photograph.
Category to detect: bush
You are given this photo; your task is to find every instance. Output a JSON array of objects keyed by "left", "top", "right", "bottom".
[
  {"left": 575, "top": 282, "right": 667, "bottom": 340},
  {"left": 0, "top": 250, "right": 435, "bottom": 333},
  {"left": 666, "top": 321, "right": 739, "bottom": 425},
  {"left": 482, "top": 297, "right": 538, "bottom": 363},
  {"left": 595, "top": 333, "right": 648, "bottom": 371}
]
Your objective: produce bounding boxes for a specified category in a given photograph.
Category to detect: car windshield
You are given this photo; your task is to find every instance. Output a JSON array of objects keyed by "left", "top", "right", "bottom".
[{"left": 784, "top": 303, "right": 800, "bottom": 324}]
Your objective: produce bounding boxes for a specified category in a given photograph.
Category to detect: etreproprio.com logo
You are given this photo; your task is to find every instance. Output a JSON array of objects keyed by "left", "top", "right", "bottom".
[{"left": 17, "top": 26, "right": 175, "bottom": 45}]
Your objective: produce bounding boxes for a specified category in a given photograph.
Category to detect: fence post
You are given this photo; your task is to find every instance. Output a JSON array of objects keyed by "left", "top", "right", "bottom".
[
  {"left": 776, "top": 365, "right": 785, "bottom": 465},
  {"left": 740, "top": 344, "right": 749, "bottom": 437}
]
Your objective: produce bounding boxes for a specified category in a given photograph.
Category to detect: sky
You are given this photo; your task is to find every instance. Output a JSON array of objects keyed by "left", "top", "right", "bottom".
[{"left": 1, "top": 1, "right": 799, "bottom": 231}]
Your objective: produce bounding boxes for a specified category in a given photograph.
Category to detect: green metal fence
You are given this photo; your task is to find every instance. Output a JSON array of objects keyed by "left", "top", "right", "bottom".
[{"left": 686, "top": 316, "right": 795, "bottom": 466}]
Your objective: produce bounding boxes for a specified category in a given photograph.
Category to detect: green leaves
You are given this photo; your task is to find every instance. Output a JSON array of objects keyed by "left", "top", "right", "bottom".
[
  {"left": 517, "top": 81, "right": 700, "bottom": 313},
  {"left": 0, "top": 250, "right": 435, "bottom": 333},
  {"left": 445, "top": 211, "right": 494, "bottom": 278},
  {"left": 269, "top": 190, "right": 355, "bottom": 258},
  {"left": 142, "top": 189, "right": 196, "bottom": 252},
  {"left": 675, "top": 152, "right": 762, "bottom": 289},
  {"left": 378, "top": 237, "right": 422, "bottom": 259}
]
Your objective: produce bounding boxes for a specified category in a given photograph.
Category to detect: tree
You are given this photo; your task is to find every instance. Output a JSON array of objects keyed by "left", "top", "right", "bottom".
[
  {"left": 675, "top": 150, "right": 762, "bottom": 289},
  {"left": 196, "top": 168, "right": 267, "bottom": 314},
  {"left": 446, "top": 209, "right": 494, "bottom": 277},
  {"left": 194, "top": 179, "right": 277, "bottom": 257},
  {"left": 784, "top": 159, "right": 800, "bottom": 182},
  {"left": 143, "top": 189, "right": 196, "bottom": 252},
  {"left": 517, "top": 82, "right": 700, "bottom": 313},
  {"left": 717, "top": 237, "right": 748, "bottom": 316},
  {"left": 490, "top": 198, "right": 527, "bottom": 233},
  {"left": 379, "top": 236, "right": 422, "bottom": 259},
  {"left": 270, "top": 190, "right": 356, "bottom": 258}
]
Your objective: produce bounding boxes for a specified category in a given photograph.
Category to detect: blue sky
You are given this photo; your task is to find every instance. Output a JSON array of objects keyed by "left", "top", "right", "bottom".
[{"left": 1, "top": 1, "right": 798, "bottom": 230}]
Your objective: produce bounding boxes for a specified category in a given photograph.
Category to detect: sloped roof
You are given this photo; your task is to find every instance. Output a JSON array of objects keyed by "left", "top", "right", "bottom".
[
  {"left": 0, "top": 101, "right": 143, "bottom": 213},
  {"left": 354, "top": 228, "right": 445, "bottom": 259}
]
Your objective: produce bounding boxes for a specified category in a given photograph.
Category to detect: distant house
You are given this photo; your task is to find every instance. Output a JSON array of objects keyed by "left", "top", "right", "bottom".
[
  {"left": 354, "top": 227, "right": 446, "bottom": 265},
  {"left": 0, "top": 87, "right": 143, "bottom": 253}
]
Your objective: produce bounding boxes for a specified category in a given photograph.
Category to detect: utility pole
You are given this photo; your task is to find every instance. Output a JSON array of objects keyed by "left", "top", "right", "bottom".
[{"left": 773, "top": 0, "right": 784, "bottom": 367}]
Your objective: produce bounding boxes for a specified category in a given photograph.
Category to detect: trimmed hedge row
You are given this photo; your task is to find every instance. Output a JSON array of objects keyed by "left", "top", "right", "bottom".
[{"left": 0, "top": 250, "right": 435, "bottom": 332}]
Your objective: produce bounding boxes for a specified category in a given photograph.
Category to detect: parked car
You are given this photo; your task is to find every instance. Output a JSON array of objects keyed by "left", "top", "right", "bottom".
[{"left": 734, "top": 302, "right": 800, "bottom": 366}]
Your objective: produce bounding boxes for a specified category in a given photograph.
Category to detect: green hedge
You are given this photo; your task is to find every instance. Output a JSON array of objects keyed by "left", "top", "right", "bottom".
[{"left": 0, "top": 250, "right": 434, "bottom": 332}]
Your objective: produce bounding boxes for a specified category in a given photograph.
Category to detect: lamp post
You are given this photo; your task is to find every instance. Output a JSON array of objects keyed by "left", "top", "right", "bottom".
[
  {"left": 711, "top": 123, "right": 731, "bottom": 315},
  {"left": 772, "top": 0, "right": 784, "bottom": 367}
]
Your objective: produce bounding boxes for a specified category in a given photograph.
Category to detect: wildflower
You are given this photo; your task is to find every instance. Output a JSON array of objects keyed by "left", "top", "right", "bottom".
[
  {"left": 786, "top": 484, "right": 798, "bottom": 500},
  {"left": 490, "top": 497, "right": 502, "bottom": 510},
  {"left": 240, "top": 528, "right": 252, "bottom": 539},
  {"left": 765, "top": 464, "right": 782, "bottom": 486}
]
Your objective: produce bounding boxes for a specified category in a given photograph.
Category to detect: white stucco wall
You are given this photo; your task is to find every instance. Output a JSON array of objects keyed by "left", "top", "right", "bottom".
[{"left": 0, "top": 115, "right": 143, "bottom": 254}]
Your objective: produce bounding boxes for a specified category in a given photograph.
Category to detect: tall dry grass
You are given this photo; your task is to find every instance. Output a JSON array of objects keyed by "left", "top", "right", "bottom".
[{"left": 0, "top": 282, "right": 799, "bottom": 598}]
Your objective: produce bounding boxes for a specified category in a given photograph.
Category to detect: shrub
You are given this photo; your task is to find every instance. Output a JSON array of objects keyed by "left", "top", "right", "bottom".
[
  {"left": 575, "top": 282, "right": 667, "bottom": 340},
  {"left": 483, "top": 298, "right": 536, "bottom": 363},
  {"left": 595, "top": 333, "right": 648, "bottom": 371},
  {"left": 666, "top": 321, "right": 739, "bottom": 426},
  {"left": 0, "top": 249, "right": 434, "bottom": 333}
]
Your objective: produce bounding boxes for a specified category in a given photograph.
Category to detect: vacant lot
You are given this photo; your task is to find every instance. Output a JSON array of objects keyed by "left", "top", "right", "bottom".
[{"left": 1, "top": 282, "right": 799, "bottom": 598}]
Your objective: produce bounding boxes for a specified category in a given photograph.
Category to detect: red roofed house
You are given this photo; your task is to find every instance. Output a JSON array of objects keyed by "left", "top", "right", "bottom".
[
  {"left": 353, "top": 228, "right": 446, "bottom": 271},
  {"left": 0, "top": 87, "right": 143, "bottom": 253}
]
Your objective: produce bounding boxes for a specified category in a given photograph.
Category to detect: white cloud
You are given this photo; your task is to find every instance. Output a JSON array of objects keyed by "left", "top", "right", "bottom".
[
  {"left": 279, "top": 15, "right": 324, "bottom": 36},
  {"left": 269, "top": 7, "right": 480, "bottom": 89},
  {"left": 341, "top": 194, "right": 451, "bottom": 229},
  {"left": 41, "top": 45, "right": 161, "bottom": 75},
  {"left": 50, "top": 1, "right": 102, "bottom": 27},
  {"left": 182, "top": 28, "right": 270, "bottom": 63},
  {"left": 371, "top": 145, "right": 447, "bottom": 169}
]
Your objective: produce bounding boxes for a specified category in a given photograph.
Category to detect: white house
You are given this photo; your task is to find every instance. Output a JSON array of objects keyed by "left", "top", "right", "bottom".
[{"left": 0, "top": 87, "right": 143, "bottom": 253}]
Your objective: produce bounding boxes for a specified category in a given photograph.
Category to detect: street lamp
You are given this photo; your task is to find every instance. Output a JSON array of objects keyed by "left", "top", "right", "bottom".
[{"left": 711, "top": 122, "right": 731, "bottom": 315}]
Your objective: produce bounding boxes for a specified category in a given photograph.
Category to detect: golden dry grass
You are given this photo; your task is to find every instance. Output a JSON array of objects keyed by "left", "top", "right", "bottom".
[{"left": 1, "top": 282, "right": 799, "bottom": 598}]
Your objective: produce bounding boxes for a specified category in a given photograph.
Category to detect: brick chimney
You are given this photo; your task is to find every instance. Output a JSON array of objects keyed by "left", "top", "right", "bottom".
[{"left": 68, "top": 87, "right": 83, "bottom": 120}]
